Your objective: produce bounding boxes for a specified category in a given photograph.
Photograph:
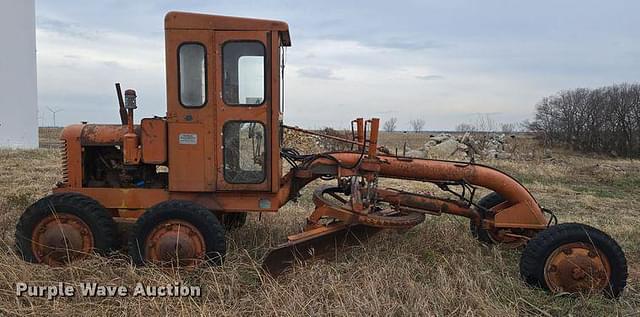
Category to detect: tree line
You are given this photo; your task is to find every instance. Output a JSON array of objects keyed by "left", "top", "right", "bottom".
[
  {"left": 383, "top": 117, "right": 425, "bottom": 133},
  {"left": 530, "top": 83, "right": 640, "bottom": 157},
  {"left": 383, "top": 115, "right": 518, "bottom": 133}
]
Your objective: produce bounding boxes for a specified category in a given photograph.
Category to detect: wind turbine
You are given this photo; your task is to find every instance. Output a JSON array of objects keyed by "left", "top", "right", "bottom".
[{"left": 46, "top": 106, "right": 63, "bottom": 127}]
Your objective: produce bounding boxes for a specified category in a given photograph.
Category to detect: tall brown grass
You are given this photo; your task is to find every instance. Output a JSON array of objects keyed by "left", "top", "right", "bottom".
[{"left": 0, "top": 132, "right": 638, "bottom": 316}]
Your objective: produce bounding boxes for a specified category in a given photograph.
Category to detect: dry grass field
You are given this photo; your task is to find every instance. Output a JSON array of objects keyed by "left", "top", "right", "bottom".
[{"left": 0, "top": 130, "right": 638, "bottom": 316}]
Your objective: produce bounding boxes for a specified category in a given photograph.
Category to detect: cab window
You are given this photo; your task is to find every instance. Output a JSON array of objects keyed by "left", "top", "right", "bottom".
[
  {"left": 178, "top": 43, "right": 206, "bottom": 107},
  {"left": 223, "top": 121, "right": 266, "bottom": 183},
  {"left": 222, "top": 41, "right": 265, "bottom": 105}
]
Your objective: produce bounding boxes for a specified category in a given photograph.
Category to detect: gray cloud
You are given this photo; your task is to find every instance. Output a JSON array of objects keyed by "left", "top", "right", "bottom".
[
  {"left": 100, "top": 60, "right": 127, "bottom": 69},
  {"left": 34, "top": 0, "right": 640, "bottom": 130},
  {"left": 416, "top": 75, "right": 445, "bottom": 81},
  {"left": 297, "top": 67, "right": 342, "bottom": 80},
  {"left": 365, "top": 37, "right": 445, "bottom": 51},
  {"left": 37, "top": 16, "right": 101, "bottom": 40}
]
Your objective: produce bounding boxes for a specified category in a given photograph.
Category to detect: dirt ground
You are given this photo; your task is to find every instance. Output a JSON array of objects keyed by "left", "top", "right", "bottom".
[{"left": 0, "top": 130, "right": 638, "bottom": 316}]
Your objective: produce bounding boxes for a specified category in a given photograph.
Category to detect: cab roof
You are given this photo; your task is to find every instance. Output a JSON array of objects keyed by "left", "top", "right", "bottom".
[{"left": 165, "top": 11, "right": 291, "bottom": 46}]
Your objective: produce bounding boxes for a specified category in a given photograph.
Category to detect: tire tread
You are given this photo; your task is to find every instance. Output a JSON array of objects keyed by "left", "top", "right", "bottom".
[
  {"left": 519, "top": 222, "right": 627, "bottom": 297},
  {"left": 15, "top": 193, "right": 119, "bottom": 262},
  {"left": 127, "top": 200, "right": 226, "bottom": 266}
]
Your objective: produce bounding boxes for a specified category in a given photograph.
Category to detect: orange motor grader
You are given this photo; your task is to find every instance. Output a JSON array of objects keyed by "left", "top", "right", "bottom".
[{"left": 16, "top": 12, "right": 627, "bottom": 297}]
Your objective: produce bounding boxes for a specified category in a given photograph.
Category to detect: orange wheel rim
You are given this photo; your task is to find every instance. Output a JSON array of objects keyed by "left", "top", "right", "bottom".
[
  {"left": 144, "top": 220, "right": 206, "bottom": 267},
  {"left": 31, "top": 213, "right": 94, "bottom": 265},
  {"left": 544, "top": 242, "right": 611, "bottom": 293}
]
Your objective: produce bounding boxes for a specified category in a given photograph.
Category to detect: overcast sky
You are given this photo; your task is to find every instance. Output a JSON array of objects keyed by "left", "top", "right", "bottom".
[{"left": 35, "top": 0, "right": 639, "bottom": 130}]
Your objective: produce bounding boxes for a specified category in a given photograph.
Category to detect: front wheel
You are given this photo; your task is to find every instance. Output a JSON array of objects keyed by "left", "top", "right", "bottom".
[
  {"left": 15, "top": 193, "right": 119, "bottom": 265},
  {"left": 519, "top": 223, "right": 627, "bottom": 297},
  {"left": 469, "top": 192, "right": 504, "bottom": 244},
  {"left": 469, "top": 192, "right": 527, "bottom": 247}
]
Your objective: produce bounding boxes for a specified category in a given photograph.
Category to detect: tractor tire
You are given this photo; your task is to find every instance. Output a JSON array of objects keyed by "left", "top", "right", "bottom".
[
  {"left": 469, "top": 192, "right": 505, "bottom": 244},
  {"left": 15, "top": 193, "right": 119, "bottom": 265},
  {"left": 222, "top": 212, "right": 247, "bottom": 231},
  {"left": 519, "top": 223, "right": 627, "bottom": 297},
  {"left": 128, "top": 200, "right": 226, "bottom": 267}
]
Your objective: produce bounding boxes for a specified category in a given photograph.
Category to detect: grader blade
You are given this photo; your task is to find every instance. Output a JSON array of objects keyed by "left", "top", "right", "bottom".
[{"left": 262, "top": 224, "right": 379, "bottom": 276}]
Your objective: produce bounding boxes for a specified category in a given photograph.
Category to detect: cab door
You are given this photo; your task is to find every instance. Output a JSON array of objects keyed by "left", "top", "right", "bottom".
[
  {"left": 215, "top": 31, "right": 272, "bottom": 191},
  {"left": 165, "top": 29, "right": 216, "bottom": 192}
]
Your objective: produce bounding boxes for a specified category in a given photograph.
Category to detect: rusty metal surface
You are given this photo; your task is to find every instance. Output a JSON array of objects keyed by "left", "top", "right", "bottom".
[
  {"left": 544, "top": 242, "right": 611, "bottom": 293},
  {"left": 213, "top": 31, "right": 272, "bottom": 192},
  {"left": 262, "top": 224, "right": 378, "bottom": 276},
  {"left": 80, "top": 124, "right": 132, "bottom": 146},
  {"left": 355, "top": 118, "right": 364, "bottom": 151},
  {"left": 367, "top": 119, "right": 380, "bottom": 158},
  {"left": 123, "top": 131, "right": 141, "bottom": 165},
  {"left": 31, "top": 213, "right": 94, "bottom": 265},
  {"left": 144, "top": 219, "right": 206, "bottom": 267},
  {"left": 163, "top": 27, "right": 283, "bottom": 193},
  {"left": 61, "top": 139, "right": 69, "bottom": 185},
  {"left": 115, "top": 83, "right": 128, "bottom": 125},
  {"left": 311, "top": 186, "right": 425, "bottom": 229},
  {"left": 123, "top": 95, "right": 142, "bottom": 165},
  {"left": 263, "top": 184, "right": 429, "bottom": 275},
  {"left": 58, "top": 19, "right": 287, "bottom": 204},
  {"left": 52, "top": 187, "right": 287, "bottom": 216},
  {"left": 376, "top": 188, "right": 477, "bottom": 219},
  {"left": 53, "top": 188, "right": 169, "bottom": 211},
  {"left": 164, "top": 11, "right": 291, "bottom": 46},
  {"left": 58, "top": 124, "right": 84, "bottom": 188},
  {"left": 302, "top": 153, "right": 548, "bottom": 230},
  {"left": 483, "top": 229, "right": 529, "bottom": 247},
  {"left": 141, "top": 118, "right": 167, "bottom": 164}
]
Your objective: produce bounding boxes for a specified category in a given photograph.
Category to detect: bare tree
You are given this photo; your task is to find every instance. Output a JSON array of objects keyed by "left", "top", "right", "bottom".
[
  {"left": 500, "top": 123, "right": 516, "bottom": 133},
  {"left": 531, "top": 83, "right": 640, "bottom": 157},
  {"left": 475, "top": 114, "right": 497, "bottom": 132},
  {"left": 519, "top": 120, "right": 533, "bottom": 132},
  {"left": 383, "top": 117, "right": 398, "bottom": 132},
  {"left": 455, "top": 123, "right": 477, "bottom": 132},
  {"left": 456, "top": 114, "right": 497, "bottom": 133},
  {"left": 409, "top": 119, "right": 425, "bottom": 133}
]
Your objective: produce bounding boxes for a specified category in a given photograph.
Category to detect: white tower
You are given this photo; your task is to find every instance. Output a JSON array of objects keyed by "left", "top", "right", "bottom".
[{"left": 0, "top": 0, "right": 38, "bottom": 148}]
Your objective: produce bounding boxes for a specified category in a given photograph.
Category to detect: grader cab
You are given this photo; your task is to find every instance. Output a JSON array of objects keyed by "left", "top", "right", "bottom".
[{"left": 15, "top": 12, "right": 627, "bottom": 297}]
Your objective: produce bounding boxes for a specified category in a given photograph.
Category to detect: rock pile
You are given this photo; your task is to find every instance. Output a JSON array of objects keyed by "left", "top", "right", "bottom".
[
  {"left": 283, "top": 128, "right": 516, "bottom": 161},
  {"left": 421, "top": 133, "right": 514, "bottom": 160},
  {"left": 283, "top": 128, "right": 355, "bottom": 153},
  {"left": 282, "top": 128, "right": 323, "bottom": 154},
  {"left": 476, "top": 134, "right": 514, "bottom": 160}
]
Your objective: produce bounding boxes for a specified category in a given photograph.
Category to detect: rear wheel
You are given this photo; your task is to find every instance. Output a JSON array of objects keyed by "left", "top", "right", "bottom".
[
  {"left": 15, "top": 193, "right": 119, "bottom": 265},
  {"left": 128, "top": 200, "right": 226, "bottom": 267},
  {"left": 519, "top": 223, "right": 627, "bottom": 297}
]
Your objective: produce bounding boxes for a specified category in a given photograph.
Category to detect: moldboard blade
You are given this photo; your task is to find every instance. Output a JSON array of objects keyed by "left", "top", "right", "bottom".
[{"left": 262, "top": 224, "right": 379, "bottom": 277}]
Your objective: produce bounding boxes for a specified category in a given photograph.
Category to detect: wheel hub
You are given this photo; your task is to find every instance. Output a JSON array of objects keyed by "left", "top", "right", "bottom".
[
  {"left": 31, "top": 214, "right": 94, "bottom": 265},
  {"left": 145, "top": 220, "right": 205, "bottom": 267},
  {"left": 544, "top": 242, "right": 611, "bottom": 293}
]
